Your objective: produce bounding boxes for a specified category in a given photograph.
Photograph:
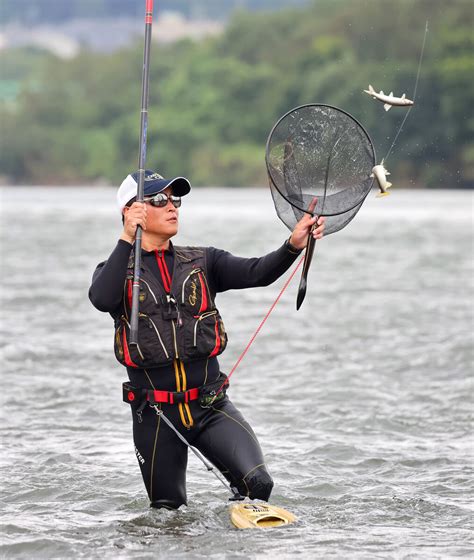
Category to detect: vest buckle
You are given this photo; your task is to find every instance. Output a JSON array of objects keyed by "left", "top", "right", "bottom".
[{"left": 161, "top": 294, "right": 178, "bottom": 320}]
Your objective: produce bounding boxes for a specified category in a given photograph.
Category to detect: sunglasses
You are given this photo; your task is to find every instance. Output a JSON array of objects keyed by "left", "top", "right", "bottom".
[{"left": 143, "top": 193, "right": 182, "bottom": 208}]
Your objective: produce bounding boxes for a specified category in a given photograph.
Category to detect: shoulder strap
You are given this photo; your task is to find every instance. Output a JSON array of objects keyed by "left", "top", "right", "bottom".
[{"left": 174, "top": 245, "right": 206, "bottom": 263}]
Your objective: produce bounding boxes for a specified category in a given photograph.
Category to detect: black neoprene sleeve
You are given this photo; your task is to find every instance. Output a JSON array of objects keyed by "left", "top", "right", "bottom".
[
  {"left": 89, "top": 240, "right": 301, "bottom": 313},
  {"left": 88, "top": 239, "right": 132, "bottom": 313},
  {"left": 206, "top": 242, "right": 301, "bottom": 294}
]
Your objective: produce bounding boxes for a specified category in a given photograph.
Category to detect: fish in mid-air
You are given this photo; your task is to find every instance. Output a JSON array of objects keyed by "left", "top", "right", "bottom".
[
  {"left": 364, "top": 84, "right": 414, "bottom": 111},
  {"left": 371, "top": 160, "right": 392, "bottom": 197}
]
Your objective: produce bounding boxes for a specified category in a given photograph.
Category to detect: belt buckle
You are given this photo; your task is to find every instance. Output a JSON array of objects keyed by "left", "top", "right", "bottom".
[{"left": 173, "top": 391, "right": 186, "bottom": 404}]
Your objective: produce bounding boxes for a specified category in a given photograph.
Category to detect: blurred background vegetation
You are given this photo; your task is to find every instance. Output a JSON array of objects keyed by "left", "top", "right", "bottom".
[
  {"left": 0, "top": 0, "right": 309, "bottom": 22},
  {"left": 0, "top": 0, "right": 472, "bottom": 188}
]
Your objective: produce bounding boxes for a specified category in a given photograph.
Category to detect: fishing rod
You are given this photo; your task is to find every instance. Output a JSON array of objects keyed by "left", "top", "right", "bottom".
[{"left": 130, "top": 0, "right": 154, "bottom": 346}]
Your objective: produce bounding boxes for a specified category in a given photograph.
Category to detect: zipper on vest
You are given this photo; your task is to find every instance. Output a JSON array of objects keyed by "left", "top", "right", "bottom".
[
  {"left": 193, "top": 310, "right": 217, "bottom": 346},
  {"left": 181, "top": 269, "right": 210, "bottom": 314},
  {"left": 140, "top": 313, "right": 170, "bottom": 360},
  {"left": 122, "top": 316, "right": 145, "bottom": 360},
  {"left": 139, "top": 278, "right": 158, "bottom": 304},
  {"left": 124, "top": 276, "right": 159, "bottom": 317},
  {"left": 181, "top": 268, "right": 201, "bottom": 304},
  {"left": 156, "top": 250, "right": 181, "bottom": 357},
  {"left": 197, "top": 272, "right": 208, "bottom": 313}
]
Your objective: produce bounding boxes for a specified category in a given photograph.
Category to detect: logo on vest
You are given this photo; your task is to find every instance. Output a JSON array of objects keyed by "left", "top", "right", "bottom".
[{"left": 189, "top": 280, "right": 198, "bottom": 306}]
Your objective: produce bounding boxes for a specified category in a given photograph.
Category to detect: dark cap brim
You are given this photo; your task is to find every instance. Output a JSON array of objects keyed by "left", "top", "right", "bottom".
[{"left": 144, "top": 177, "right": 191, "bottom": 197}]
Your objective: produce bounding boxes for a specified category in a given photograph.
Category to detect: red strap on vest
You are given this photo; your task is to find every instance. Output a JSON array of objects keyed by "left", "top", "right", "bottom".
[{"left": 155, "top": 250, "right": 172, "bottom": 293}]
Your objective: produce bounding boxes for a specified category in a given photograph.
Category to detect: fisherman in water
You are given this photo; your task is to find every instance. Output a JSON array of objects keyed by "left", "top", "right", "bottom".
[{"left": 89, "top": 170, "right": 325, "bottom": 509}]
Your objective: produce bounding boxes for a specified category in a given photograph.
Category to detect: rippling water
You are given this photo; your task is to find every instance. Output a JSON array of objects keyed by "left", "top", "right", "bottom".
[{"left": 1, "top": 186, "right": 473, "bottom": 559}]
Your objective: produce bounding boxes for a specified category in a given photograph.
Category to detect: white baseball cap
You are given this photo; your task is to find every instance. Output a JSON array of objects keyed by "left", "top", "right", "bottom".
[{"left": 117, "top": 169, "right": 191, "bottom": 213}]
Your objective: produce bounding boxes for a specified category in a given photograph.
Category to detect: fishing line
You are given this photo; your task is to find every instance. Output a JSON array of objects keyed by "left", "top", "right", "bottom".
[
  {"left": 211, "top": 104, "right": 375, "bottom": 399},
  {"left": 209, "top": 253, "right": 306, "bottom": 405},
  {"left": 151, "top": 405, "right": 244, "bottom": 500},
  {"left": 149, "top": 19, "right": 428, "bottom": 513},
  {"left": 384, "top": 20, "right": 429, "bottom": 163},
  {"left": 152, "top": 405, "right": 297, "bottom": 526}
]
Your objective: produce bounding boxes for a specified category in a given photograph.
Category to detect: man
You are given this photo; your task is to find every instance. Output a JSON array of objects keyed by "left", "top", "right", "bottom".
[{"left": 89, "top": 170, "right": 325, "bottom": 509}]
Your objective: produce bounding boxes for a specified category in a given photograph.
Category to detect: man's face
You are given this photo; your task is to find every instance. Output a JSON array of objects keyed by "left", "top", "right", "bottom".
[{"left": 145, "top": 186, "right": 179, "bottom": 238}]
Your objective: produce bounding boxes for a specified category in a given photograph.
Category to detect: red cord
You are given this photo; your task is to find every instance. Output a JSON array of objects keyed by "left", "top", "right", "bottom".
[{"left": 212, "top": 253, "right": 305, "bottom": 401}]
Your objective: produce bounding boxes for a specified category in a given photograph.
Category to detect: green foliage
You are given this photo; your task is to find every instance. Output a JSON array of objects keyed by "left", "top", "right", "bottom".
[
  {"left": 0, "top": 0, "right": 472, "bottom": 187},
  {"left": 0, "top": 0, "right": 310, "bottom": 24}
]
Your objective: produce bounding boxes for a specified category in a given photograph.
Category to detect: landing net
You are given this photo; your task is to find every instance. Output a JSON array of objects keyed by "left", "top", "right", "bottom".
[{"left": 265, "top": 104, "right": 376, "bottom": 234}]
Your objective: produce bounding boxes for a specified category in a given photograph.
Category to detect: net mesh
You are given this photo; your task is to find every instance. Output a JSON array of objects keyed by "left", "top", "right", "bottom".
[{"left": 266, "top": 104, "right": 375, "bottom": 235}]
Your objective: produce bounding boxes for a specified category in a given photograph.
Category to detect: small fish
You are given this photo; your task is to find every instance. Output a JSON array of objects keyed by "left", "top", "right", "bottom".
[
  {"left": 363, "top": 84, "right": 414, "bottom": 111},
  {"left": 371, "top": 160, "right": 392, "bottom": 197}
]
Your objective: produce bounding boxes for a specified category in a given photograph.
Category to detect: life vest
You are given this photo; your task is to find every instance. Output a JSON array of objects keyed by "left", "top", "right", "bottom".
[{"left": 114, "top": 246, "right": 227, "bottom": 368}]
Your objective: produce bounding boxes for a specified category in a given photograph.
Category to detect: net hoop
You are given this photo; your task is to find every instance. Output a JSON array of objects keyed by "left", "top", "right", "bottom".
[{"left": 265, "top": 103, "right": 376, "bottom": 219}]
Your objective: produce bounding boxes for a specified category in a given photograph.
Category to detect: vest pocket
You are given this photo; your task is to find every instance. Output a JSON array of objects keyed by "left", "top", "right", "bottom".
[
  {"left": 114, "top": 314, "right": 170, "bottom": 368},
  {"left": 188, "top": 310, "right": 228, "bottom": 358},
  {"left": 181, "top": 269, "right": 209, "bottom": 314},
  {"left": 124, "top": 276, "right": 160, "bottom": 316}
]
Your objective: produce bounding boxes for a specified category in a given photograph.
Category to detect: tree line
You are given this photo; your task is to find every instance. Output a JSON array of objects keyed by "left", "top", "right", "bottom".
[
  {"left": 0, "top": 0, "right": 309, "bottom": 24},
  {"left": 0, "top": 0, "right": 472, "bottom": 188}
]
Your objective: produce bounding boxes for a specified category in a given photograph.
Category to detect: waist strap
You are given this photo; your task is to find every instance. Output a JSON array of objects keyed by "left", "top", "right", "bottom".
[
  {"left": 149, "top": 387, "right": 199, "bottom": 404},
  {"left": 123, "top": 382, "right": 199, "bottom": 406}
]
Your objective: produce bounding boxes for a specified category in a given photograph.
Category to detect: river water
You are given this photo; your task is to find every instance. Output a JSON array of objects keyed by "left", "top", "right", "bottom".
[{"left": 1, "top": 186, "right": 473, "bottom": 559}]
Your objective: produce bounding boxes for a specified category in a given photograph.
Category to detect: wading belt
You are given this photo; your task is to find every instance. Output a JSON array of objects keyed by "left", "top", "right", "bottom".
[
  {"left": 123, "top": 382, "right": 199, "bottom": 405},
  {"left": 122, "top": 374, "right": 229, "bottom": 421}
]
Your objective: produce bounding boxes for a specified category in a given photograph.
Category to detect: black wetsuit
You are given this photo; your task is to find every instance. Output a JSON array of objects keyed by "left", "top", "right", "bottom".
[{"left": 89, "top": 239, "right": 301, "bottom": 509}]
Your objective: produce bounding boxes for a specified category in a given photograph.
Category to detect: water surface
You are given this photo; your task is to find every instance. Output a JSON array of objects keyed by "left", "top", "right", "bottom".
[{"left": 1, "top": 187, "right": 473, "bottom": 559}]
